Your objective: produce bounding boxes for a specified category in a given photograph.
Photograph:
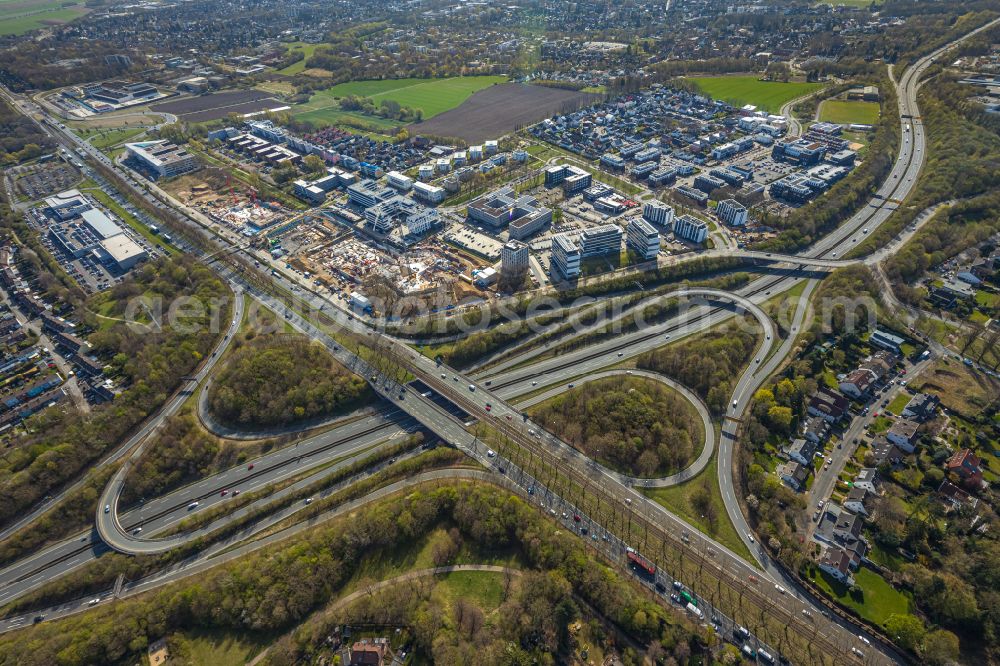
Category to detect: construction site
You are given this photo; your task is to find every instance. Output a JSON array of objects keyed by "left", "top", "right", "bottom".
[
  {"left": 161, "top": 167, "right": 292, "bottom": 236},
  {"left": 266, "top": 216, "right": 491, "bottom": 314}
]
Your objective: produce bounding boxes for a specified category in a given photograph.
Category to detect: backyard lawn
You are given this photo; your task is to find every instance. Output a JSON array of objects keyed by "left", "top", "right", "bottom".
[
  {"left": 818, "top": 100, "right": 880, "bottom": 125},
  {"left": 807, "top": 565, "right": 912, "bottom": 628},
  {"left": 688, "top": 76, "right": 824, "bottom": 113}
]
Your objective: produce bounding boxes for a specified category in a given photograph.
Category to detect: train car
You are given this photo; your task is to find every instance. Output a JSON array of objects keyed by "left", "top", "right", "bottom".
[{"left": 626, "top": 550, "right": 656, "bottom": 579}]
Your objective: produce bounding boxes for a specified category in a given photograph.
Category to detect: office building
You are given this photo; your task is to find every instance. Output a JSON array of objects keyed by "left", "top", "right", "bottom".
[
  {"left": 643, "top": 201, "right": 675, "bottom": 229},
  {"left": 386, "top": 170, "right": 413, "bottom": 191},
  {"left": 550, "top": 233, "right": 581, "bottom": 278},
  {"left": 347, "top": 179, "right": 396, "bottom": 208},
  {"left": 544, "top": 164, "right": 591, "bottom": 193},
  {"left": 627, "top": 218, "right": 660, "bottom": 260},
  {"left": 467, "top": 186, "right": 552, "bottom": 239},
  {"left": 501, "top": 240, "right": 529, "bottom": 276},
  {"left": 412, "top": 181, "right": 445, "bottom": 204},
  {"left": 673, "top": 215, "right": 708, "bottom": 244},
  {"left": 716, "top": 199, "right": 748, "bottom": 226},
  {"left": 579, "top": 224, "right": 622, "bottom": 258},
  {"left": 648, "top": 167, "right": 677, "bottom": 186},
  {"left": 693, "top": 173, "right": 726, "bottom": 194},
  {"left": 364, "top": 196, "right": 439, "bottom": 236},
  {"left": 772, "top": 139, "right": 825, "bottom": 166},
  {"left": 124, "top": 141, "right": 200, "bottom": 179}
]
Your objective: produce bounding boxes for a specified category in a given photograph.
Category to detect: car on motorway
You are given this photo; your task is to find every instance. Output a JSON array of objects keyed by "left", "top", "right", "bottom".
[
  {"left": 655, "top": 581, "right": 667, "bottom": 593},
  {"left": 670, "top": 593, "right": 682, "bottom": 604},
  {"left": 774, "top": 584, "right": 786, "bottom": 594},
  {"left": 232, "top": 490, "right": 240, "bottom": 496},
  {"left": 221, "top": 490, "right": 228, "bottom": 497},
  {"left": 304, "top": 498, "right": 313, "bottom": 504},
  {"left": 468, "top": 384, "right": 475, "bottom": 392},
  {"left": 485, "top": 403, "right": 491, "bottom": 412},
  {"left": 747, "top": 532, "right": 755, "bottom": 543},
  {"left": 247, "top": 463, "right": 255, "bottom": 470},
  {"left": 132, "top": 527, "right": 142, "bottom": 535},
  {"left": 187, "top": 502, "right": 200, "bottom": 510},
  {"left": 734, "top": 625, "right": 751, "bottom": 640},
  {"left": 33, "top": 615, "right": 44, "bottom": 624},
  {"left": 487, "top": 449, "right": 496, "bottom": 457},
  {"left": 88, "top": 598, "right": 100, "bottom": 606},
  {"left": 104, "top": 504, "right": 110, "bottom": 514}
]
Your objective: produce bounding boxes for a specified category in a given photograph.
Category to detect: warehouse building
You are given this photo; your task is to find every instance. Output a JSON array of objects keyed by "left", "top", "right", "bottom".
[
  {"left": 673, "top": 215, "right": 708, "bottom": 244},
  {"left": 125, "top": 141, "right": 200, "bottom": 179},
  {"left": 550, "top": 233, "right": 581, "bottom": 278},
  {"left": 627, "top": 218, "right": 660, "bottom": 260}
]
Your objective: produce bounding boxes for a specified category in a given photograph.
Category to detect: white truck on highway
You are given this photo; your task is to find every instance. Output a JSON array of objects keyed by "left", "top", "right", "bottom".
[{"left": 686, "top": 602, "right": 703, "bottom": 619}]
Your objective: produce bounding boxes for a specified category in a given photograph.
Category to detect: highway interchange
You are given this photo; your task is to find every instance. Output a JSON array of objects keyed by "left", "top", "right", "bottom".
[{"left": 2, "top": 16, "right": 1000, "bottom": 664}]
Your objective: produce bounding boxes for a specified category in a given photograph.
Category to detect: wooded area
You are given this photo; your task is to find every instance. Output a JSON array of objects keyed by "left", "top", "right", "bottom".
[
  {"left": 207, "top": 334, "right": 370, "bottom": 428},
  {"left": 528, "top": 376, "right": 703, "bottom": 477},
  {"left": 637, "top": 323, "right": 760, "bottom": 415},
  {"left": 0, "top": 482, "right": 704, "bottom": 666}
]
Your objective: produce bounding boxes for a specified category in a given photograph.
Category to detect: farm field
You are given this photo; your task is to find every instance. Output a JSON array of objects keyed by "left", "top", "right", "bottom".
[
  {"left": 818, "top": 99, "right": 880, "bottom": 125},
  {"left": 0, "top": 0, "right": 88, "bottom": 35},
  {"left": 410, "top": 83, "right": 602, "bottom": 143},
  {"left": 688, "top": 75, "right": 825, "bottom": 113}
]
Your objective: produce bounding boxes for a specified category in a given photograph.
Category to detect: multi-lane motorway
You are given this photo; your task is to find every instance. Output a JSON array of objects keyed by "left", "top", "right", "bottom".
[{"left": 2, "top": 15, "right": 1000, "bottom": 663}]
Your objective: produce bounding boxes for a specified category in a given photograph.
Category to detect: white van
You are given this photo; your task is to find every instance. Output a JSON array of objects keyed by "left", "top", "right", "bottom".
[{"left": 686, "top": 602, "right": 703, "bottom": 619}]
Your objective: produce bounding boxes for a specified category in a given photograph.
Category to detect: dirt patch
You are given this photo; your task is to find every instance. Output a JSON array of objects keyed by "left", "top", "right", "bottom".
[
  {"left": 913, "top": 362, "right": 1000, "bottom": 416},
  {"left": 152, "top": 90, "right": 285, "bottom": 122},
  {"left": 408, "top": 83, "right": 601, "bottom": 143}
]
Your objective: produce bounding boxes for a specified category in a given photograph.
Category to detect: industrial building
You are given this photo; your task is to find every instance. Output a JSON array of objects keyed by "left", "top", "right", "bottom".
[
  {"left": 43, "top": 189, "right": 149, "bottom": 271},
  {"left": 626, "top": 218, "right": 660, "bottom": 260},
  {"left": 550, "top": 233, "right": 581, "bottom": 279},
  {"left": 125, "top": 141, "right": 200, "bottom": 179},
  {"left": 673, "top": 214, "right": 708, "bottom": 244},
  {"left": 501, "top": 240, "right": 529, "bottom": 276},
  {"left": 467, "top": 186, "right": 552, "bottom": 239},
  {"left": 643, "top": 201, "right": 675, "bottom": 229},
  {"left": 716, "top": 199, "right": 748, "bottom": 226},
  {"left": 579, "top": 224, "right": 623, "bottom": 258}
]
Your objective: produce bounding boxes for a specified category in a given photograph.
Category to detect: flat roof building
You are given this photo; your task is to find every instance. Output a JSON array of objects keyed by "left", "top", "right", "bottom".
[
  {"left": 467, "top": 186, "right": 552, "bottom": 238},
  {"left": 673, "top": 214, "right": 708, "bottom": 244},
  {"left": 98, "top": 235, "right": 148, "bottom": 271},
  {"left": 550, "top": 233, "right": 581, "bottom": 279},
  {"left": 579, "top": 224, "right": 622, "bottom": 258},
  {"left": 716, "top": 199, "right": 748, "bottom": 227},
  {"left": 626, "top": 217, "right": 660, "bottom": 261},
  {"left": 501, "top": 240, "right": 529, "bottom": 276},
  {"left": 125, "top": 141, "right": 200, "bottom": 179},
  {"left": 643, "top": 201, "right": 675, "bottom": 229}
]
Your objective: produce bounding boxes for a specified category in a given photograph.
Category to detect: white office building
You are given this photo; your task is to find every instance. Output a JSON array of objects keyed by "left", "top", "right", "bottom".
[
  {"left": 579, "top": 224, "right": 623, "bottom": 258},
  {"left": 412, "top": 181, "right": 445, "bottom": 204},
  {"left": 386, "top": 170, "right": 413, "bottom": 191},
  {"left": 501, "top": 239, "right": 529, "bottom": 275},
  {"left": 642, "top": 201, "right": 675, "bottom": 229},
  {"left": 626, "top": 218, "right": 660, "bottom": 260},
  {"left": 673, "top": 214, "right": 709, "bottom": 244},
  {"left": 550, "top": 233, "right": 581, "bottom": 279},
  {"left": 716, "top": 199, "right": 748, "bottom": 226},
  {"left": 125, "top": 140, "right": 200, "bottom": 178}
]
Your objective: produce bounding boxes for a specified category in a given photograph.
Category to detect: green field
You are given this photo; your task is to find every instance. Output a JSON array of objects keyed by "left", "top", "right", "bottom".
[
  {"left": 277, "top": 41, "right": 324, "bottom": 75},
  {"left": 0, "top": 1, "right": 88, "bottom": 35},
  {"left": 818, "top": 100, "right": 880, "bottom": 125},
  {"left": 309, "top": 75, "right": 507, "bottom": 120},
  {"left": 689, "top": 76, "right": 825, "bottom": 113},
  {"left": 807, "top": 566, "right": 912, "bottom": 628}
]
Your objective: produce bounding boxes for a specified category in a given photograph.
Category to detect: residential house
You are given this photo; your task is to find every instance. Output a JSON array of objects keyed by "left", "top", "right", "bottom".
[
  {"left": 853, "top": 467, "right": 880, "bottom": 493},
  {"left": 818, "top": 544, "right": 856, "bottom": 586},
  {"left": 784, "top": 438, "right": 817, "bottom": 466},
  {"left": 937, "top": 480, "right": 980, "bottom": 511},
  {"left": 833, "top": 510, "right": 865, "bottom": 545},
  {"left": 350, "top": 638, "right": 389, "bottom": 666},
  {"left": 869, "top": 437, "right": 906, "bottom": 468},
  {"left": 839, "top": 368, "right": 876, "bottom": 399},
  {"left": 886, "top": 418, "right": 920, "bottom": 453},
  {"left": 843, "top": 487, "right": 872, "bottom": 517},
  {"left": 807, "top": 388, "right": 850, "bottom": 422},
  {"left": 801, "top": 415, "right": 830, "bottom": 444},
  {"left": 777, "top": 460, "right": 809, "bottom": 491},
  {"left": 902, "top": 393, "right": 939, "bottom": 421},
  {"left": 945, "top": 448, "right": 984, "bottom": 490}
]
